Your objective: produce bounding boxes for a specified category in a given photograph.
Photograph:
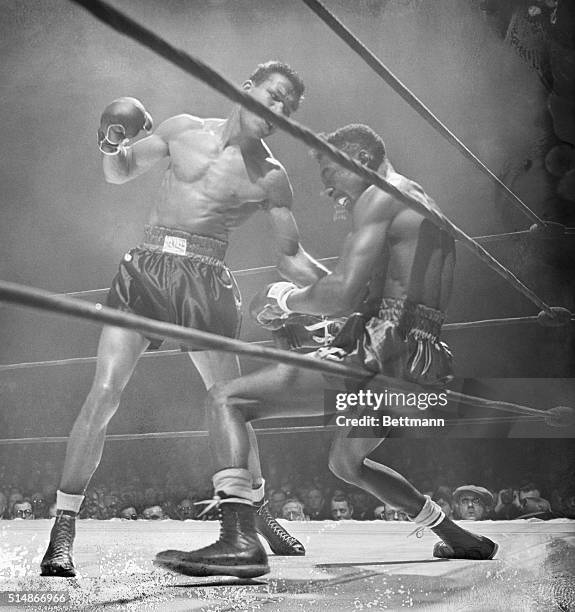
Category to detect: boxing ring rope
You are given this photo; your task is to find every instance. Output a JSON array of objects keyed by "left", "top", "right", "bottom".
[
  {"left": 0, "top": 310, "right": 573, "bottom": 374},
  {"left": 67, "top": 0, "right": 569, "bottom": 323},
  {"left": 2, "top": 3, "right": 573, "bottom": 445},
  {"left": 0, "top": 416, "right": 550, "bottom": 448},
  {"left": 0, "top": 279, "right": 573, "bottom": 430},
  {"left": 301, "top": 0, "right": 574, "bottom": 236},
  {"left": 61, "top": 225, "right": 558, "bottom": 297}
]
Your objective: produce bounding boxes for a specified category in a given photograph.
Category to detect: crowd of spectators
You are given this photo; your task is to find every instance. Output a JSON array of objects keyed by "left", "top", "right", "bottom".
[{"left": 1, "top": 438, "right": 573, "bottom": 523}]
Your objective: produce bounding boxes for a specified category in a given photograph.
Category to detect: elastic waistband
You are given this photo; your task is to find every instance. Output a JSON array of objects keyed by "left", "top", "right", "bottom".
[
  {"left": 141, "top": 225, "right": 228, "bottom": 264},
  {"left": 377, "top": 297, "right": 445, "bottom": 340}
]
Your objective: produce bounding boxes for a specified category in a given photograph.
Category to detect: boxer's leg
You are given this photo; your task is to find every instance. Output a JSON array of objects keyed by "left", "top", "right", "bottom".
[
  {"left": 42, "top": 325, "right": 149, "bottom": 576},
  {"left": 188, "top": 351, "right": 263, "bottom": 489},
  {"left": 155, "top": 364, "right": 324, "bottom": 577}
]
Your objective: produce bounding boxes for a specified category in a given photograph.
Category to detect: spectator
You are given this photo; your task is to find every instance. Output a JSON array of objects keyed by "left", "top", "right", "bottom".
[
  {"left": 47, "top": 502, "right": 58, "bottom": 518},
  {"left": 176, "top": 499, "right": 197, "bottom": 521},
  {"left": 305, "top": 487, "right": 330, "bottom": 520},
  {"left": 494, "top": 487, "right": 521, "bottom": 520},
  {"left": 79, "top": 490, "right": 102, "bottom": 519},
  {"left": 12, "top": 499, "right": 34, "bottom": 520},
  {"left": 350, "top": 490, "right": 373, "bottom": 521},
  {"left": 268, "top": 489, "right": 288, "bottom": 518},
  {"left": 161, "top": 499, "right": 180, "bottom": 520},
  {"left": 330, "top": 495, "right": 353, "bottom": 521},
  {"left": 281, "top": 498, "right": 308, "bottom": 521},
  {"left": 373, "top": 502, "right": 409, "bottom": 521},
  {"left": 452, "top": 486, "right": 493, "bottom": 521},
  {"left": 119, "top": 506, "right": 138, "bottom": 520},
  {"left": 432, "top": 487, "right": 453, "bottom": 519},
  {"left": 518, "top": 482, "right": 541, "bottom": 505},
  {"left": 516, "top": 497, "right": 558, "bottom": 520},
  {"left": 31, "top": 492, "right": 48, "bottom": 519},
  {"left": 142, "top": 505, "right": 165, "bottom": 520}
]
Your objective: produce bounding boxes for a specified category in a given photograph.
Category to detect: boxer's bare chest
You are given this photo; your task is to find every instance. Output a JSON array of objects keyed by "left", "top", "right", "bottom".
[{"left": 167, "top": 129, "right": 270, "bottom": 207}]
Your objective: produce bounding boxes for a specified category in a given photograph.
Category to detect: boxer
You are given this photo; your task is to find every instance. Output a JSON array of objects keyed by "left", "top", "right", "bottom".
[
  {"left": 155, "top": 124, "right": 497, "bottom": 578},
  {"left": 41, "top": 61, "right": 329, "bottom": 577}
]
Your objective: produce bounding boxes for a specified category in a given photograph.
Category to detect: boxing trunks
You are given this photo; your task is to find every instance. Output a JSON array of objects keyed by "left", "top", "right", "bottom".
[
  {"left": 317, "top": 297, "right": 453, "bottom": 388},
  {"left": 107, "top": 225, "right": 241, "bottom": 350}
]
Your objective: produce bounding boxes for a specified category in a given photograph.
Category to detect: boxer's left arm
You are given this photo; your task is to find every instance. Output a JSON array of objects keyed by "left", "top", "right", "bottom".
[
  {"left": 286, "top": 187, "right": 398, "bottom": 316},
  {"left": 265, "top": 164, "right": 330, "bottom": 286}
]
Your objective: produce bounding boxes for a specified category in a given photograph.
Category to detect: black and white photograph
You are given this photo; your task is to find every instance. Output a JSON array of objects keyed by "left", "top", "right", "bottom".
[{"left": 1, "top": 1, "right": 574, "bottom": 610}]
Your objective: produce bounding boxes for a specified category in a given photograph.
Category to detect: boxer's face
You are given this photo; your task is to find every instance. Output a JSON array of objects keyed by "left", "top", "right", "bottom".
[
  {"left": 241, "top": 74, "right": 299, "bottom": 138},
  {"left": 318, "top": 154, "right": 367, "bottom": 207}
]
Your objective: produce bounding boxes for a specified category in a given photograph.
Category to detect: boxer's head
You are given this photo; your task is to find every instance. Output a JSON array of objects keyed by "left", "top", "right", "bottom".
[
  {"left": 312, "top": 124, "right": 386, "bottom": 219},
  {"left": 241, "top": 61, "right": 304, "bottom": 138}
]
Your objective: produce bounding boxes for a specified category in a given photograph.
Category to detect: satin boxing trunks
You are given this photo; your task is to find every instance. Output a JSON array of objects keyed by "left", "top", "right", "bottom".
[
  {"left": 106, "top": 225, "right": 242, "bottom": 350},
  {"left": 318, "top": 297, "right": 453, "bottom": 388}
]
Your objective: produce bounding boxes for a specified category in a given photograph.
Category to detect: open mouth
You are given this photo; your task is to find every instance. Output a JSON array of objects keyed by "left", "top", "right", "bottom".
[{"left": 323, "top": 187, "right": 350, "bottom": 207}]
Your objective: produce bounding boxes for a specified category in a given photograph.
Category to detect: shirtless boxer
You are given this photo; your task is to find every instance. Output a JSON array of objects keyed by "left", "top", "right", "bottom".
[
  {"left": 155, "top": 124, "right": 497, "bottom": 578},
  {"left": 41, "top": 61, "right": 329, "bottom": 577}
]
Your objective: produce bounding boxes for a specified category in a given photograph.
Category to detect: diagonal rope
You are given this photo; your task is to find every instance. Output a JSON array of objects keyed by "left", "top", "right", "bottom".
[
  {"left": 0, "top": 279, "right": 573, "bottom": 427},
  {"left": 301, "top": 0, "right": 547, "bottom": 227},
  {"left": 68, "top": 0, "right": 559, "bottom": 318}
]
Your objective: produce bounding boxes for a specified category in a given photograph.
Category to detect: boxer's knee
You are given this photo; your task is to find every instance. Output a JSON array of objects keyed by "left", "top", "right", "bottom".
[
  {"left": 206, "top": 382, "right": 248, "bottom": 422},
  {"left": 78, "top": 382, "right": 122, "bottom": 429}
]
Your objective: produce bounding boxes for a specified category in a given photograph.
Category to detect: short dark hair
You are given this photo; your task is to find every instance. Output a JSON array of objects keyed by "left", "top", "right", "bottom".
[
  {"left": 316, "top": 123, "right": 386, "bottom": 170},
  {"left": 330, "top": 494, "right": 352, "bottom": 507},
  {"left": 248, "top": 61, "right": 305, "bottom": 104}
]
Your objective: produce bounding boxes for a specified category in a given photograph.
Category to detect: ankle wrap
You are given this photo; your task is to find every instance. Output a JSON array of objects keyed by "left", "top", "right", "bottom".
[
  {"left": 412, "top": 495, "right": 445, "bottom": 528},
  {"left": 56, "top": 490, "right": 84, "bottom": 514},
  {"left": 212, "top": 468, "right": 253, "bottom": 501},
  {"left": 251, "top": 479, "right": 265, "bottom": 503}
]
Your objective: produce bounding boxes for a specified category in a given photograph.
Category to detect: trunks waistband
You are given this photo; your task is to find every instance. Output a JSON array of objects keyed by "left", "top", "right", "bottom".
[
  {"left": 377, "top": 297, "right": 445, "bottom": 340},
  {"left": 141, "top": 225, "right": 228, "bottom": 264}
]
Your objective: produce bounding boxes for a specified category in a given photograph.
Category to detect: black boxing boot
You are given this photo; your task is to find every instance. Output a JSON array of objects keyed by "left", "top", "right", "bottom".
[
  {"left": 410, "top": 495, "right": 497, "bottom": 561},
  {"left": 255, "top": 500, "right": 305, "bottom": 556},
  {"left": 155, "top": 498, "right": 269, "bottom": 578},
  {"left": 432, "top": 517, "right": 498, "bottom": 560},
  {"left": 40, "top": 512, "right": 76, "bottom": 577}
]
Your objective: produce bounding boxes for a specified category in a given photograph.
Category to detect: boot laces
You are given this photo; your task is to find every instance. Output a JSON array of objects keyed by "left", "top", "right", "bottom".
[
  {"left": 50, "top": 515, "right": 75, "bottom": 557},
  {"left": 257, "top": 501, "right": 300, "bottom": 546}
]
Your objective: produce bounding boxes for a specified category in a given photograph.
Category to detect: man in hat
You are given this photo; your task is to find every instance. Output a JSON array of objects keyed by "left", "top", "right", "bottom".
[{"left": 452, "top": 486, "right": 493, "bottom": 521}]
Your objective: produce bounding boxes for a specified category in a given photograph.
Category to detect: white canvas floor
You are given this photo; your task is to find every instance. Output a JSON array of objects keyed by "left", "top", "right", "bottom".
[{"left": 1, "top": 519, "right": 574, "bottom": 611}]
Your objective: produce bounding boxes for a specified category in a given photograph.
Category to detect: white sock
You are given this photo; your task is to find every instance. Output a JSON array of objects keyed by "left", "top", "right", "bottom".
[
  {"left": 412, "top": 495, "right": 445, "bottom": 528},
  {"left": 212, "top": 468, "right": 253, "bottom": 502},
  {"left": 252, "top": 479, "right": 265, "bottom": 504},
  {"left": 56, "top": 490, "right": 84, "bottom": 514}
]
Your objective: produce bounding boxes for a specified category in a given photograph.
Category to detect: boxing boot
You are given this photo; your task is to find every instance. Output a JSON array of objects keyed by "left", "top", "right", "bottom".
[
  {"left": 254, "top": 500, "right": 305, "bottom": 556},
  {"left": 40, "top": 512, "right": 76, "bottom": 577},
  {"left": 432, "top": 516, "right": 498, "bottom": 560},
  {"left": 155, "top": 500, "right": 269, "bottom": 578}
]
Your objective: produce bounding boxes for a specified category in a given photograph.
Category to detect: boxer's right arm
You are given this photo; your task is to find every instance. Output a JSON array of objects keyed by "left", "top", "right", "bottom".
[{"left": 102, "top": 113, "right": 200, "bottom": 184}]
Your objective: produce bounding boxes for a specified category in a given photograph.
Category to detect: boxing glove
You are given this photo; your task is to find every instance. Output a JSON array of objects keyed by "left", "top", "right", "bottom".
[
  {"left": 98, "top": 97, "right": 153, "bottom": 155},
  {"left": 249, "top": 282, "right": 297, "bottom": 331}
]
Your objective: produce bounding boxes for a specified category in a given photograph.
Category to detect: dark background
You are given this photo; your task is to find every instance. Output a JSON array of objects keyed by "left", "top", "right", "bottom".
[{"left": 0, "top": 1, "right": 573, "bottom": 473}]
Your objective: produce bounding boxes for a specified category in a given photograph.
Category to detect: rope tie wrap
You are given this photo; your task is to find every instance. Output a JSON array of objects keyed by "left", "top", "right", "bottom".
[{"left": 194, "top": 494, "right": 253, "bottom": 519}]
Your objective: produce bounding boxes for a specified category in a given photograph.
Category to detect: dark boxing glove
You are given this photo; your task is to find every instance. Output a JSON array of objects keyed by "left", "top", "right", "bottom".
[
  {"left": 98, "top": 97, "right": 153, "bottom": 155},
  {"left": 249, "top": 282, "right": 297, "bottom": 331},
  {"left": 275, "top": 314, "right": 345, "bottom": 352}
]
